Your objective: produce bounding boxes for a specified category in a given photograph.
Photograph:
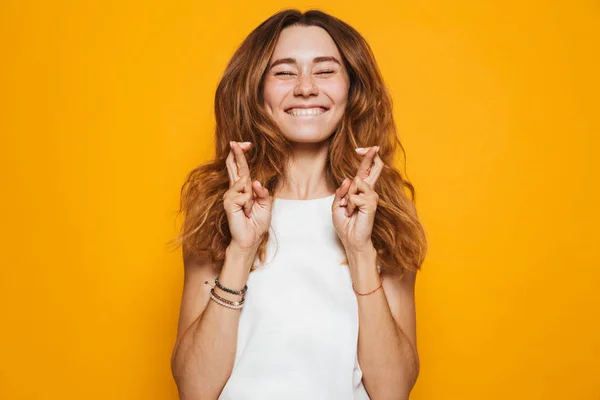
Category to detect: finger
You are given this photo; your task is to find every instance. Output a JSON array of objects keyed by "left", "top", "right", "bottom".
[
  {"left": 347, "top": 190, "right": 378, "bottom": 216},
  {"left": 224, "top": 176, "right": 253, "bottom": 211},
  {"left": 354, "top": 176, "right": 376, "bottom": 196},
  {"left": 348, "top": 193, "right": 371, "bottom": 209},
  {"left": 241, "top": 175, "right": 253, "bottom": 217},
  {"left": 333, "top": 178, "right": 352, "bottom": 208},
  {"left": 226, "top": 151, "right": 238, "bottom": 187},
  {"left": 230, "top": 141, "right": 252, "bottom": 180},
  {"left": 232, "top": 191, "right": 253, "bottom": 214},
  {"left": 345, "top": 176, "right": 377, "bottom": 217},
  {"left": 344, "top": 176, "right": 362, "bottom": 217},
  {"left": 226, "top": 175, "right": 254, "bottom": 217},
  {"left": 226, "top": 142, "right": 252, "bottom": 187},
  {"left": 252, "top": 180, "right": 270, "bottom": 203},
  {"left": 355, "top": 146, "right": 379, "bottom": 182},
  {"left": 225, "top": 173, "right": 250, "bottom": 196},
  {"left": 364, "top": 152, "right": 384, "bottom": 188},
  {"left": 228, "top": 141, "right": 253, "bottom": 217}
]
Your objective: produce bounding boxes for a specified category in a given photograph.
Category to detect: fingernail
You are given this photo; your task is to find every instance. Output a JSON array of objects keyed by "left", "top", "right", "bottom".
[
  {"left": 340, "top": 197, "right": 346, "bottom": 206},
  {"left": 229, "top": 141, "right": 234, "bottom": 148},
  {"left": 256, "top": 181, "right": 262, "bottom": 187},
  {"left": 375, "top": 146, "right": 380, "bottom": 152},
  {"left": 355, "top": 147, "right": 367, "bottom": 154},
  {"left": 242, "top": 142, "right": 251, "bottom": 147}
]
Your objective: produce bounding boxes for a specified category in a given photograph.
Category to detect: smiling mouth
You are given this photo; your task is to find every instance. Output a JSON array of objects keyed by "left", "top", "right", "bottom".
[{"left": 285, "top": 107, "right": 329, "bottom": 117}]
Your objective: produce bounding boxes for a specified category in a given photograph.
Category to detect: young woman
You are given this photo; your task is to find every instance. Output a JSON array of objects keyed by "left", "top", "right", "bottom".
[{"left": 170, "top": 8, "right": 428, "bottom": 400}]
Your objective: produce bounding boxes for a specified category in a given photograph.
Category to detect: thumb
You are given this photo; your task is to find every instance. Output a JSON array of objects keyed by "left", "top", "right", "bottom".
[{"left": 252, "top": 180, "right": 270, "bottom": 202}]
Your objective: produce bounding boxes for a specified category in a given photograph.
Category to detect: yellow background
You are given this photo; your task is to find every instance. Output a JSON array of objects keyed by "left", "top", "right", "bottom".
[{"left": 1, "top": 1, "right": 598, "bottom": 399}]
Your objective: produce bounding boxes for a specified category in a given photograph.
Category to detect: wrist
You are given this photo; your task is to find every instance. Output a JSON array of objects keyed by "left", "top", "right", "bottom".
[
  {"left": 227, "top": 241, "right": 260, "bottom": 257},
  {"left": 346, "top": 241, "right": 377, "bottom": 261},
  {"left": 226, "top": 241, "right": 259, "bottom": 272},
  {"left": 218, "top": 243, "right": 257, "bottom": 300},
  {"left": 347, "top": 247, "right": 380, "bottom": 295},
  {"left": 346, "top": 243, "right": 377, "bottom": 274}
]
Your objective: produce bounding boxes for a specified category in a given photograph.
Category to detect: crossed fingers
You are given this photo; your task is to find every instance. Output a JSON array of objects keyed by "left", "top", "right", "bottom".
[
  {"left": 226, "top": 141, "right": 252, "bottom": 186},
  {"left": 226, "top": 141, "right": 253, "bottom": 217},
  {"left": 340, "top": 146, "right": 383, "bottom": 216},
  {"left": 355, "top": 146, "right": 383, "bottom": 187}
]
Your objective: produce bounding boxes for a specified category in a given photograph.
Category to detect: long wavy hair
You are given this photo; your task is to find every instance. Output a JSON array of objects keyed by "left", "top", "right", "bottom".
[{"left": 170, "top": 8, "right": 427, "bottom": 278}]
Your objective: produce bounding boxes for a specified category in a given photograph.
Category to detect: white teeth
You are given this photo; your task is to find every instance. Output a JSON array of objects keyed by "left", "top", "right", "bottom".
[{"left": 286, "top": 107, "right": 326, "bottom": 116}]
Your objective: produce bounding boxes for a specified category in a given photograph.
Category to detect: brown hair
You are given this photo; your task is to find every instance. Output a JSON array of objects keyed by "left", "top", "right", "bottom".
[{"left": 169, "top": 8, "right": 427, "bottom": 278}]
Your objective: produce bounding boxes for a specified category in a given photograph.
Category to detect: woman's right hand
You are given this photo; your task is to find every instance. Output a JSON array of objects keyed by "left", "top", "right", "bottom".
[{"left": 223, "top": 141, "right": 273, "bottom": 251}]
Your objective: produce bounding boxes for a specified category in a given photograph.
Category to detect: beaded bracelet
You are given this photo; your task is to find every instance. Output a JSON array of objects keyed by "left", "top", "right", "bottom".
[
  {"left": 353, "top": 272, "right": 384, "bottom": 296},
  {"left": 209, "top": 295, "right": 243, "bottom": 310},
  {"left": 215, "top": 275, "right": 248, "bottom": 295},
  {"left": 209, "top": 288, "right": 244, "bottom": 310},
  {"left": 210, "top": 288, "right": 245, "bottom": 306}
]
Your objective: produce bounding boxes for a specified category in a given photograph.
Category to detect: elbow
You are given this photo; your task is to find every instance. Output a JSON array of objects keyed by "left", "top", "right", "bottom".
[
  {"left": 170, "top": 352, "right": 184, "bottom": 397},
  {"left": 402, "top": 355, "right": 420, "bottom": 399},
  {"left": 411, "top": 355, "right": 420, "bottom": 385},
  {"left": 171, "top": 344, "right": 195, "bottom": 399},
  {"left": 170, "top": 345, "right": 226, "bottom": 400},
  {"left": 170, "top": 362, "right": 201, "bottom": 400},
  {"left": 170, "top": 341, "right": 183, "bottom": 384},
  {"left": 406, "top": 351, "right": 420, "bottom": 389},
  {"left": 403, "top": 336, "right": 420, "bottom": 390},
  {"left": 397, "top": 353, "right": 419, "bottom": 400}
]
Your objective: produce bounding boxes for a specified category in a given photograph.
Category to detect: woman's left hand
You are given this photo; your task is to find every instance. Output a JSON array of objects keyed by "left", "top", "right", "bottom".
[{"left": 332, "top": 146, "right": 384, "bottom": 253}]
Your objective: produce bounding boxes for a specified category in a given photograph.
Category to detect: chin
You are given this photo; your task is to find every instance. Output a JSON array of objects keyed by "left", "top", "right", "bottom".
[{"left": 280, "top": 129, "right": 336, "bottom": 143}]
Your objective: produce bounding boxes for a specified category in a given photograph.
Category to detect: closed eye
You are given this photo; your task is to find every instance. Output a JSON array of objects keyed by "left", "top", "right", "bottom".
[{"left": 274, "top": 70, "right": 335, "bottom": 76}]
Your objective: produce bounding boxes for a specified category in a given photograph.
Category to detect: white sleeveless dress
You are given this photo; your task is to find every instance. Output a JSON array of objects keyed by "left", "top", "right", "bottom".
[{"left": 218, "top": 194, "right": 372, "bottom": 400}]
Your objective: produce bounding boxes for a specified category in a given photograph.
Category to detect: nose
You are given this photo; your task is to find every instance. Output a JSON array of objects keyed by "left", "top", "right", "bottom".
[{"left": 293, "top": 74, "right": 318, "bottom": 97}]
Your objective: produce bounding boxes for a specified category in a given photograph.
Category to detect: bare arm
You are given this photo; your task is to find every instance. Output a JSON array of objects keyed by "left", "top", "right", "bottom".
[
  {"left": 349, "top": 245, "right": 419, "bottom": 400},
  {"left": 171, "top": 243, "right": 258, "bottom": 400}
]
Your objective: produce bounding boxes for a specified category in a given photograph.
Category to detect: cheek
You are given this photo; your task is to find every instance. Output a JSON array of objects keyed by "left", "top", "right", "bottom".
[
  {"left": 263, "top": 80, "right": 293, "bottom": 106},
  {"left": 321, "top": 80, "right": 349, "bottom": 104}
]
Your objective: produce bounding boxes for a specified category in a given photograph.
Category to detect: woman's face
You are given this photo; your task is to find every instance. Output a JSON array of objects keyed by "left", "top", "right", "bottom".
[{"left": 262, "top": 25, "right": 350, "bottom": 144}]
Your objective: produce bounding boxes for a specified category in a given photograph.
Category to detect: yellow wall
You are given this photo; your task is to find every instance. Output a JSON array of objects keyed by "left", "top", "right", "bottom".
[{"left": 1, "top": 1, "right": 598, "bottom": 399}]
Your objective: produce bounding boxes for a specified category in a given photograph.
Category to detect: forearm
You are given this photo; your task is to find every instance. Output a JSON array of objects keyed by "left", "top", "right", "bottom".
[
  {"left": 172, "top": 243, "right": 257, "bottom": 400},
  {"left": 348, "top": 246, "right": 419, "bottom": 400}
]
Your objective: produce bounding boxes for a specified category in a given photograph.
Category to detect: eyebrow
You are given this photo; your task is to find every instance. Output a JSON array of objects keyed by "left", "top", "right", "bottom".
[{"left": 268, "top": 56, "right": 341, "bottom": 69}]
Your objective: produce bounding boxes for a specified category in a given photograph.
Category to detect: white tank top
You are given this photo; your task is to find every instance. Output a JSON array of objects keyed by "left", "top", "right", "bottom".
[{"left": 218, "top": 194, "right": 372, "bottom": 400}]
